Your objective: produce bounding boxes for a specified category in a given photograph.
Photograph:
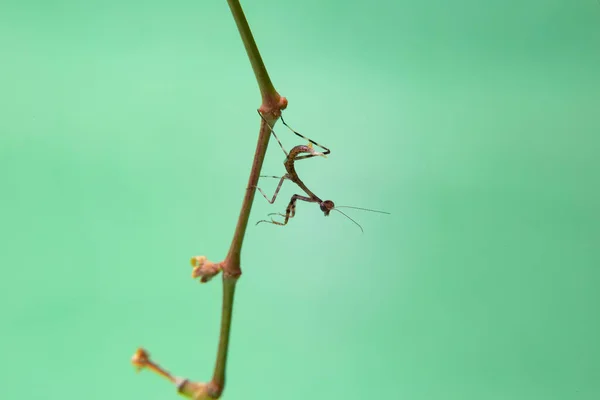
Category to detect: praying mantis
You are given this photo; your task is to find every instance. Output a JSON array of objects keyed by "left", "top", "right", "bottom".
[{"left": 255, "top": 111, "right": 389, "bottom": 232}]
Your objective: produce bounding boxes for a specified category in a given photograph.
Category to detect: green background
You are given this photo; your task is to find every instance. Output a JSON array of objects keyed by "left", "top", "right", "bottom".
[{"left": 1, "top": 1, "right": 599, "bottom": 399}]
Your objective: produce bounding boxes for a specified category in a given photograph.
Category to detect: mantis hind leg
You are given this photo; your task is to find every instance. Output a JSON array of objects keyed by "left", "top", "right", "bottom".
[{"left": 256, "top": 194, "right": 315, "bottom": 226}]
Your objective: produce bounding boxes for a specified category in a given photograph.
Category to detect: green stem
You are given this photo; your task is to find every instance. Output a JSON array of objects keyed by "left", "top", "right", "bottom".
[
  {"left": 226, "top": 0, "right": 277, "bottom": 103},
  {"left": 210, "top": 276, "right": 237, "bottom": 394}
]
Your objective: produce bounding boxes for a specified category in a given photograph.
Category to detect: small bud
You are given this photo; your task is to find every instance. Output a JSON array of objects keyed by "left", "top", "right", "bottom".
[
  {"left": 190, "top": 256, "right": 222, "bottom": 283},
  {"left": 131, "top": 348, "right": 150, "bottom": 372}
]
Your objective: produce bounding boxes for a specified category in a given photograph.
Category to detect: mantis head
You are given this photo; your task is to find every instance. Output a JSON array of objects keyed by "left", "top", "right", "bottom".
[{"left": 319, "top": 200, "right": 335, "bottom": 216}]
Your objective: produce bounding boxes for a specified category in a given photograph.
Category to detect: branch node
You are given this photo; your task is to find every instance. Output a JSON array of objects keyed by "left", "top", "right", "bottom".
[
  {"left": 177, "top": 379, "right": 210, "bottom": 399},
  {"left": 258, "top": 95, "right": 288, "bottom": 117},
  {"left": 206, "top": 381, "right": 223, "bottom": 398}
]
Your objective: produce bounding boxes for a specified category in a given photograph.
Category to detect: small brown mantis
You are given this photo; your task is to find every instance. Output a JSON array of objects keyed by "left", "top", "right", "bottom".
[{"left": 255, "top": 111, "right": 389, "bottom": 232}]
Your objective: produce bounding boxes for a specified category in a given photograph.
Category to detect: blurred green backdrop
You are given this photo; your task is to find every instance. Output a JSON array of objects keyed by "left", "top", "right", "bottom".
[{"left": 1, "top": 1, "right": 599, "bottom": 399}]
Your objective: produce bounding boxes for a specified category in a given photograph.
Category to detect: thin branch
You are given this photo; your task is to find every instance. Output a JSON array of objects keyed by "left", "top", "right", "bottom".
[
  {"left": 209, "top": 276, "right": 237, "bottom": 392},
  {"left": 223, "top": 115, "right": 278, "bottom": 274},
  {"left": 209, "top": 2, "right": 288, "bottom": 394},
  {"left": 132, "top": 0, "right": 288, "bottom": 398},
  {"left": 131, "top": 348, "right": 210, "bottom": 399},
  {"left": 226, "top": 0, "right": 278, "bottom": 106}
]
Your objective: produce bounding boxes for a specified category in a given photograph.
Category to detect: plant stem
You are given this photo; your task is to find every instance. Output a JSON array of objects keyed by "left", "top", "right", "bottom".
[
  {"left": 223, "top": 117, "right": 276, "bottom": 274},
  {"left": 226, "top": 0, "right": 278, "bottom": 105},
  {"left": 209, "top": 115, "right": 280, "bottom": 397},
  {"left": 132, "top": 2, "right": 287, "bottom": 397},
  {"left": 132, "top": 0, "right": 287, "bottom": 400},
  {"left": 207, "top": 1, "right": 287, "bottom": 397},
  {"left": 210, "top": 276, "right": 237, "bottom": 392}
]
